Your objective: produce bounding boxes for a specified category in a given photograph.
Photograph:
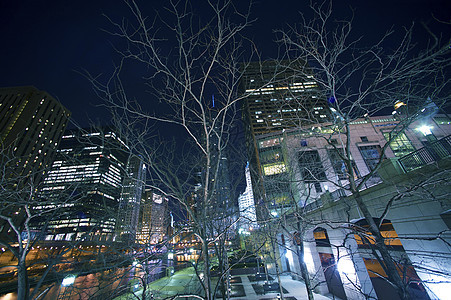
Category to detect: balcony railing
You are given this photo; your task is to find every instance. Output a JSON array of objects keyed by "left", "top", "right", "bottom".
[
  {"left": 302, "top": 135, "right": 451, "bottom": 212},
  {"left": 399, "top": 135, "right": 451, "bottom": 172}
]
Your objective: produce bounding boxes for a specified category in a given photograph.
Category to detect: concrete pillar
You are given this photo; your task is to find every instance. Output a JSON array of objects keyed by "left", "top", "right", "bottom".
[
  {"left": 304, "top": 229, "right": 329, "bottom": 295},
  {"left": 328, "top": 227, "right": 378, "bottom": 300},
  {"left": 278, "top": 233, "right": 290, "bottom": 272}
]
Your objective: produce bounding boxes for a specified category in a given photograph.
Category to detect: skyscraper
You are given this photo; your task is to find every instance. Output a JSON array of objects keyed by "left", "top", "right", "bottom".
[
  {"left": 0, "top": 86, "right": 70, "bottom": 239},
  {"left": 240, "top": 60, "right": 329, "bottom": 220},
  {"left": 136, "top": 190, "right": 168, "bottom": 245},
  {"left": 209, "top": 128, "right": 232, "bottom": 219},
  {"left": 0, "top": 86, "right": 70, "bottom": 182},
  {"left": 238, "top": 162, "right": 257, "bottom": 231},
  {"left": 36, "top": 127, "right": 138, "bottom": 242},
  {"left": 116, "top": 155, "right": 146, "bottom": 244},
  {"left": 241, "top": 60, "right": 328, "bottom": 137}
]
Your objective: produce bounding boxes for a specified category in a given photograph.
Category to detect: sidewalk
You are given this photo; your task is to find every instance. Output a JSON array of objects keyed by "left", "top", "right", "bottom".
[
  {"left": 116, "top": 270, "right": 334, "bottom": 300},
  {"left": 114, "top": 267, "right": 201, "bottom": 300},
  {"left": 233, "top": 274, "right": 332, "bottom": 300}
]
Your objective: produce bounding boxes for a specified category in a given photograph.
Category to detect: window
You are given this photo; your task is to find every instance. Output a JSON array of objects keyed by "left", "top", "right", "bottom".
[
  {"left": 328, "top": 149, "right": 360, "bottom": 180},
  {"left": 358, "top": 145, "right": 383, "bottom": 171},
  {"left": 360, "top": 136, "right": 369, "bottom": 142},
  {"left": 298, "top": 150, "right": 327, "bottom": 182},
  {"left": 263, "top": 162, "right": 286, "bottom": 176},
  {"left": 328, "top": 149, "right": 347, "bottom": 180},
  {"left": 433, "top": 115, "right": 451, "bottom": 125},
  {"left": 259, "top": 137, "right": 282, "bottom": 149},
  {"left": 264, "top": 174, "right": 291, "bottom": 206},
  {"left": 382, "top": 132, "right": 415, "bottom": 157},
  {"left": 353, "top": 219, "right": 403, "bottom": 249},
  {"left": 259, "top": 148, "right": 283, "bottom": 164}
]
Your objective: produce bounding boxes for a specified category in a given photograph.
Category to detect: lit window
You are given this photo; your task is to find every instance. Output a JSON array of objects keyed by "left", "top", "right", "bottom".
[
  {"left": 263, "top": 162, "right": 286, "bottom": 176},
  {"left": 382, "top": 132, "right": 415, "bottom": 157},
  {"left": 259, "top": 138, "right": 282, "bottom": 149}
]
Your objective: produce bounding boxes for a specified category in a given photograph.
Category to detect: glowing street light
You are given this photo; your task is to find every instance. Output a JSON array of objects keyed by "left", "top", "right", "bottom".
[
  {"left": 417, "top": 125, "right": 433, "bottom": 136},
  {"left": 62, "top": 275, "right": 76, "bottom": 286}
]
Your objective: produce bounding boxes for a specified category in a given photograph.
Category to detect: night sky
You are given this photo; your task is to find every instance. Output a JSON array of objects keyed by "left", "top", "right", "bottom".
[{"left": 0, "top": 0, "right": 449, "bottom": 127}]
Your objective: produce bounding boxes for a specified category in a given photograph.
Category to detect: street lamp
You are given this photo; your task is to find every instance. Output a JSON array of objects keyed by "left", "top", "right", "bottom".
[
  {"left": 58, "top": 274, "right": 77, "bottom": 299},
  {"left": 418, "top": 125, "right": 433, "bottom": 136},
  {"left": 62, "top": 275, "right": 76, "bottom": 286},
  {"left": 417, "top": 124, "right": 437, "bottom": 143}
]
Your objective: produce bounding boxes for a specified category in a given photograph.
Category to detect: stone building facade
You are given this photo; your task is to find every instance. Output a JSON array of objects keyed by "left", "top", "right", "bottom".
[{"left": 255, "top": 114, "right": 450, "bottom": 299}]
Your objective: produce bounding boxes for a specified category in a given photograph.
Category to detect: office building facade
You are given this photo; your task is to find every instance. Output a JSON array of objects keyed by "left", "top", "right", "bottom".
[
  {"left": 116, "top": 155, "right": 146, "bottom": 243},
  {"left": 241, "top": 60, "right": 328, "bottom": 136},
  {"left": 0, "top": 86, "right": 70, "bottom": 238},
  {"left": 237, "top": 162, "right": 257, "bottom": 232},
  {"left": 136, "top": 190, "right": 168, "bottom": 245},
  {"left": 0, "top": 86, "right": 70, "bottom": 181},
  {"left": 36, "top": 127, "right": 137, "bottom": 242},
  {"left": 240, "top": 60, "right": 329, "bottom": 219}
]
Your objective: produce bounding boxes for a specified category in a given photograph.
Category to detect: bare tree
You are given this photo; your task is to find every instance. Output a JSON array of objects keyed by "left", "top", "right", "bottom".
[
  {"left": 0, "top": 147, "right": 90, "bottom": 300},
  {"left": 269, "top": 2, "right": 451, "bottom": 299},
  {"left": 84, "top": 1, "right": 259, "bottom": 298}
]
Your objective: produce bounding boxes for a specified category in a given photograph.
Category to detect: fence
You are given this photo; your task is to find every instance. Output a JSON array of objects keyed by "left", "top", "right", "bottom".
[{"left": 399, "top": 135, "right": 451, "bottom": 172}]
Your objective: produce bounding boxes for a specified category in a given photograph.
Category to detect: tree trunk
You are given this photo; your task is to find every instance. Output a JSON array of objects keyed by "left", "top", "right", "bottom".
[
  {"left": 270, "top": 237, "right": 284, "bottom": 300},
  {"left": 353, "top": 191, "right": 409, "bottom": 300},
  {"left": 295, "top": 227, "right": 314, "bottom": 300},
  {"left": 202, "top": 238, "right": 212, "bottom": 300},
  {"left": 16, "top": 258, "right": 29, "bottom": 300}
]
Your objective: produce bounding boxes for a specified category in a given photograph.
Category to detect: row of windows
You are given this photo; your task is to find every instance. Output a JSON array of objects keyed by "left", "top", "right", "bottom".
[{"left": 261, "top": 145, "right": 384, "bottom": 183}]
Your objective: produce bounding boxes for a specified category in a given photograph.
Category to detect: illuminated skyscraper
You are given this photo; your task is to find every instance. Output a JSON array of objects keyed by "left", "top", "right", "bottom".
[
  {"left": 0, "top": 86, "right": 70, "bottom": 182},
  {"left": 136, "top": 189, "right": 168, "bottom": 245},
  {"left": 116, "top": 155, "right": 146, "bottom": 243},
  {"left": 0, "top": 86, "right": 70, "bottom": 238},
  {"left": 240, "top": 61, "right": 329, "bottom": 220},
  {"left": 238, "top": 163, "right": 257, "bottom": 231},
  {"left": 36, "top": 127, "right": 135, "bottom": 242},
  {"left": 241, "top": 60, "right": 328, "bottom": 137}
]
